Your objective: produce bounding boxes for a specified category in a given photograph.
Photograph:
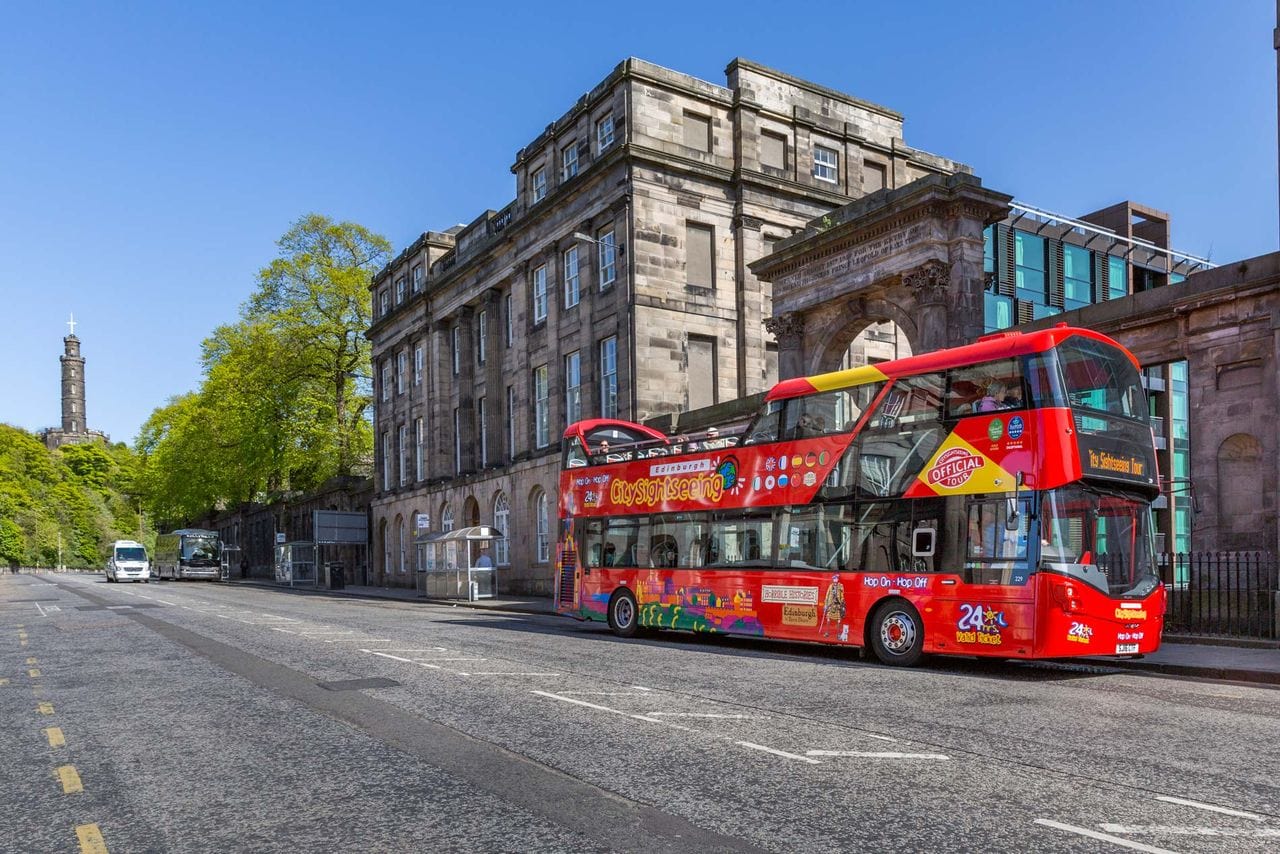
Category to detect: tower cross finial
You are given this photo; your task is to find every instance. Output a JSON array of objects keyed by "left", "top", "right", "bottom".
[{"left": 67, "top": 313, "right": 76, "bottom": 335}]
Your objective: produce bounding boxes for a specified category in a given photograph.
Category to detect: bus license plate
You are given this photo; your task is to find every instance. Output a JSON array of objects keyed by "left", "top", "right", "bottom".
[{"left": 1115, "top": 643, "right": 1139, "bottom": 654}]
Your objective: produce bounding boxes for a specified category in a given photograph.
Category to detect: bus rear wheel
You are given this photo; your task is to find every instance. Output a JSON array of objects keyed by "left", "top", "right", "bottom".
[
  {"left": 869, "top": 600, "right": 924, "bottom": 667},
  {"left": 607, "top": 589, "right": 639, "bottom": 638}
]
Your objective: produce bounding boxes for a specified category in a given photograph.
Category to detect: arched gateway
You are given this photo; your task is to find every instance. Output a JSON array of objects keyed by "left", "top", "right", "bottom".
[{"left": 752, "top": 174, "right": 1012, "bottom": 379}]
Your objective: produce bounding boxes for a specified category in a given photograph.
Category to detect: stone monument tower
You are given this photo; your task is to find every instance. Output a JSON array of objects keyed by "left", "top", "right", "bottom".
[
  {"left": 61, "top": 314, "right": 86, "bottom": 434},
  {"left": 42, "top": 314, "right": 107, "bottom": 449}
]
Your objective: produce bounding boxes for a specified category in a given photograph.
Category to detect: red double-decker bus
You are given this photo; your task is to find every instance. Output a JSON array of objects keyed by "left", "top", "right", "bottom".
[{"left": 554, "top": 325, "right": 1163, "bottom": 666}]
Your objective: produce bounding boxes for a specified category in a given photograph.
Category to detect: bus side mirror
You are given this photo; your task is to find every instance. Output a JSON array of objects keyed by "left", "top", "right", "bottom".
[{"left": 1005, "top": 471, "right": 1026, "bottom": 531}]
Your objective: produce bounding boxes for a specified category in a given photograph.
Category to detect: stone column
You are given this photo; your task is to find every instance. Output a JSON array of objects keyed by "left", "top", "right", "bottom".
[
  {"left": 903, "top": 260, "right": 952, "bottom": 353},
  {"left": 763, "top": 312, "right": 806, "bottom": 380}
]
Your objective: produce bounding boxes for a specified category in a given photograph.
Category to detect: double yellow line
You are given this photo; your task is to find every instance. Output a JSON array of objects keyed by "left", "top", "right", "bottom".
[{"left": 21, "top": 631, "right": 110, "bottom": 853}]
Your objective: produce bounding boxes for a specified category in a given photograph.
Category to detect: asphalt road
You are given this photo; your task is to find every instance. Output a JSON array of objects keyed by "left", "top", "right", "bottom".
[{"left": 3, "top": 572, "right": 1278, "bottom": 854}]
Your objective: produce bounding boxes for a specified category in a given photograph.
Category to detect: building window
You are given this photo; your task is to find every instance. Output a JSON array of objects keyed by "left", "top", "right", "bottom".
[
  {"left": 534, "top": 490, "right": 550, "bottom": 563},
  {"left": 686, "top": 223, "right": 714, "bottom": 288},
  {"left": 381, "top": 431, "right": 391, "bottom": 490},
  {"left": 599, "top": 336, "right": 618, "bottom": 418},
  {"left": 398, "top": 424, "right": 409, "bottom": 486},
  {"left": 397, "top": 351, "right": 407, "bottom": 395},
  {"left": 561, "top": 142, "right": 579, "bottom": 181},
  {"left": 398, "top": 518, "right": 406, "bottom": 573},
  {"left": 379, "top": 289, "right": 389, "bottom": 317},
  {"left": 813, "top": 145, "right": 839, "bottom": 183},
  {"left": 414, "top": 346, "right": 423, "bottom": 386},
  {"left": 532, "top": 264, "right": 548, "bottom": 324},
  {"left": 415, "top": 417, "right": 425, "bottom": 481},
  {"left": 598, "top": 229, "right": 616, "bottom": 288},
  {"left": 760, "top": 131, "right": 787, "bottom": 170},
  {"left": 478, "top": 396, "right": 488, "bottom": 467},
  {"left": 505, "top": 293, "right": 514, "bottom": 346},
  {"left": 412, "top": 264, "right": 423, "bottom": 293},
  {"left": 381, "top": 361, "right": 392, "bottom": 402},
  {"left": 687, "top": 335, "right": 717, "bottom": 410},
  {"left": 984, "top": 292, "right": 1013, "bottom": 333},
  {"left": 534, "top": 365, "right": 550, "bottom": 448},
  {"left": 597, "top": 115, "right": 615, "bottom": 152},
  {"left": 453, "top": 407, "right": 461, "bottom": 474},
  {"left": 863, "top": 161, "right": 886, "bottom": 193},
  {"left": 1015, "top": 231, "right": 1047, "bottom": 304},
  {"left": 477, "top": 309, "right": 487, "bottom": 365},
  {"left": 493, "top": 493, "right": 510, "bottom": 566},
  {"left": 563, "top": 246, "right": 580, "bottom": 308},
  {"left": 983, "top": 226, "right": 995, "bottom": 276},
  {"left": 532, "top": 166, "right": 547, "bottom": 202},
  {"left": 564, "top": 350, "right": 581, "bottom": 425},
  {"left": 451, "top": 326, "right": 460, "bottom": 375},
  {"left": 382, "top": 521, "right": 391, "bottom": 574},
  {"left": 507, "top": 385, "right": 516, "bottom": 458},
  {"left": 683, "top": 111, "right": 710, "bottom": 152},
  {"left": 442, "top": 504, "right": 454, "bottom": 533},
  {"left": 1108, "top": 256, "right": 1128, "bottom": 299},
  {"left": 1063, "top": 244, "right": 1094, "bottom": 309},
  {"left": 395, "top": 276, "right": 406, "bottom": 304}
]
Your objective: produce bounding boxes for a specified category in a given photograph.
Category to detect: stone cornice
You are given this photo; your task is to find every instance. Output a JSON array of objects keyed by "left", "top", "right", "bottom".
[{"left": 749, "top": 174, "right": 1012, "bottom": 282}]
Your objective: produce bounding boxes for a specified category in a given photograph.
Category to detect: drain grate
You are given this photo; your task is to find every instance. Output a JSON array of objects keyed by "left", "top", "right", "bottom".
[{"left": 317, "top": 677, "right": 401, "bottom": 692}]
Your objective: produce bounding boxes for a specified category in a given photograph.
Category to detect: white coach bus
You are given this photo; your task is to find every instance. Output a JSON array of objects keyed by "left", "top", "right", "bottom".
[{"left": 153, "top": 529, "right": 222, "bottom": 581}]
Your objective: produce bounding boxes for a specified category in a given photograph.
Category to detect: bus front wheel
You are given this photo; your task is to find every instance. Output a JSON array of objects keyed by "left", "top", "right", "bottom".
[
  {"left": 607, "top": 589, "right": 639, "bottom": 638},
  {"left": 869, "top": 600, "right": 924, "bottom": 667}
]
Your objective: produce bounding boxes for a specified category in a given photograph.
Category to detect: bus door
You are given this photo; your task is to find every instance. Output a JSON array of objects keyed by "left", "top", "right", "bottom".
[{"left": 942, "top": 494, "right": 1036, "bottom": 655}]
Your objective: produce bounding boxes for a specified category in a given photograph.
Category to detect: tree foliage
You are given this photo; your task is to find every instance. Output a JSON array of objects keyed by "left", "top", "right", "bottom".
[
  {"left": 135, "top": 214, "right": 389, "bottom": 527},
  {"left": 0, "top": 424, "right": 147, "bottom": 568}
]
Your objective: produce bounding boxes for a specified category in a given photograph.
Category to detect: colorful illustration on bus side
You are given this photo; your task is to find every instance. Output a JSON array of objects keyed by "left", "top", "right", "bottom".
[
  {"left": 819, "top": 575, "right": 846, "bottom": 640},
  {"left": 636, "top": 570, "right": 764, "bottom": 635},
  {"left": 956, "top": 602, "right": 1008, "bottom": 646}
]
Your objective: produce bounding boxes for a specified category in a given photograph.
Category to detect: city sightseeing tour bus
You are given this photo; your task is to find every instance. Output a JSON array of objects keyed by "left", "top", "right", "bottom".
[
  {"left": 153, "top": 528, "right": 223, "bottom": 582},
  {"left": 554, "top": 325, "right": 1163, "bottom": 666}
]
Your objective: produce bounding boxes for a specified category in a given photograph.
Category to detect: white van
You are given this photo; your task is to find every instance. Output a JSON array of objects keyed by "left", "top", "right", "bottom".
[{"left": 107, "top": 540, "right": 150, "bottom": 583}]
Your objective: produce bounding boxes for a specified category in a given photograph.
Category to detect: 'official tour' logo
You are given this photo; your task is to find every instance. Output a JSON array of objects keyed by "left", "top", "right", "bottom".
[{"left": 928, "top": 447, "right": 985, "bottom": 488}]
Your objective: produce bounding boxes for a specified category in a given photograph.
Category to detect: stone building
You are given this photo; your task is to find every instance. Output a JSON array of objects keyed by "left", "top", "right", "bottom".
[
  {"left": 367, "top": 57, "right": 966, "bottom": 593},
  {"left": 42, "top": 315, "right": 108, "bottom": 449}
]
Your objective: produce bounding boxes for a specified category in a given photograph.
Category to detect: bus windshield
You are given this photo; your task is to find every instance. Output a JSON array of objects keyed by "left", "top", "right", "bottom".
[
  {"left": 115, "top": 547, "right": 147, "bottom": 562},
  {"left": 182, "top": 537, "right": 221, "bottom": 564},
  {"left": 1057, "top": 336, "right": 1145, "bottom": 422},
  {"left": 1040, "top": 485, "right": 1158, "bottom": 598}
]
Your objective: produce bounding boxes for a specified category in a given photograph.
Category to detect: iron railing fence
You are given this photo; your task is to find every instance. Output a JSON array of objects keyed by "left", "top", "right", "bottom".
[{"left": 1162, "top": 551, "right": 1278, "bottom": 640}]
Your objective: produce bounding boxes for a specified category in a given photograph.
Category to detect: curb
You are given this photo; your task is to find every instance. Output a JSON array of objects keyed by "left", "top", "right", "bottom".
[
  {"left": 225, "top": 579, "right": 556, "bottom": 617},
  {"left": 1084, "top": 656, "right": 1280, "bottom": 686}
]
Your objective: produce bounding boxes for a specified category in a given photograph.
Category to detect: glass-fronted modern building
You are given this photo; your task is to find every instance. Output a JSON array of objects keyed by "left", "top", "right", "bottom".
[{"left": 982, "top": 201, "right": 1212, "bottom": 560}]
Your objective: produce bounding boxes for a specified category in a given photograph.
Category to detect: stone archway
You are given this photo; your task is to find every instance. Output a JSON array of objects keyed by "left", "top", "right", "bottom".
[{"left": 754, "top": 174, "right": 1012, "bottom": 380}]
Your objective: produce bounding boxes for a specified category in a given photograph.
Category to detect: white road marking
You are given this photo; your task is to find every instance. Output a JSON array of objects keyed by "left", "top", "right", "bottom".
[
  {"left": 325, "top": 638, "right": 391, "bottom": 644},
  {"left": 736, "top": 742, "right": 822, "bottom": 765},
  {"left": 1153, "top": 795, "right": 1264, "bottom": 821},
  {"left": 463, "top": 672, "right": 559, "bottom": 677},
  {"left": 297, "top": 631, "right": 356, "bottom": 637},
  {"left": 1100, "top": 824, "right": 1280, "bottom": 838},
  {"left": 34, "top": 602, "right": 47, "bottom": 617},
  {"left": 531, "top": 691, "right": 698, "bottom": 732},
  {"left": 806, "top": 750, "right": 948, "bottom": 760},
  {"left": 367, "top": 648, "right": 450, "bottom": 653},
  {"left": 561, "top": 691, "right": 656, "bottom": 697},
  {"left": 369, "top": 652, "right": 414, "bottom": 663},
  {"left": 1034, "top": 819, "right": 1179, "bottom": 853},
  {"left": 646, "top": 712, "right": 759, "bottom": 719},
  {"left": 412, "top": 657, "right": 487, "bottom": 662},
  {"left": 270, "top": 627, "right": 298, "bottom": 634}
]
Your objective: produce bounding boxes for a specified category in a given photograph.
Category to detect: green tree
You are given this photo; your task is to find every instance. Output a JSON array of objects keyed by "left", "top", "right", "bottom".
[{"left": 247, "top": 214, "right": 389, "bottom": 476}]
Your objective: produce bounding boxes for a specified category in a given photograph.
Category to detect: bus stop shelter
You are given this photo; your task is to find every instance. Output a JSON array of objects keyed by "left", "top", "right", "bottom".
[{"left": 415, "top": 526, "right": 502, "bottom": 601}]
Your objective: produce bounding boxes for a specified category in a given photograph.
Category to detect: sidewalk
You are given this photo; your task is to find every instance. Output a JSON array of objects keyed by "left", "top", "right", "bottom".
[{"left": 225, "top": 577, "right": 1280, "bottom": 686}]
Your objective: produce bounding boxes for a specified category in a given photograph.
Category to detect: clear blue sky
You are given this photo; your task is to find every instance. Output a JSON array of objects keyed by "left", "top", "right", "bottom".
[{"left": 2, "top": 0, "right": 1275, "bottom": 445}]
